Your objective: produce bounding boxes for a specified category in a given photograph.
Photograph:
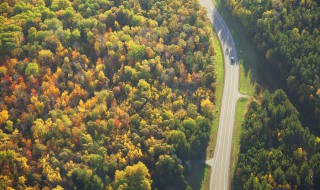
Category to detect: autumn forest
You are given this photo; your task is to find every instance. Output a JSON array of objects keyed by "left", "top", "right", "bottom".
[
  {"left": 0, "top": 0, "right": 217, "bottom": 189},
  {"left": 1, "top": 0, "right": 320, "bottom": 189}
]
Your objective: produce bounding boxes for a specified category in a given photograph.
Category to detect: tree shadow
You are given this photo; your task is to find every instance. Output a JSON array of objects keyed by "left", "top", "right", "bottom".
[{"left": 187, "top": 163, "right": 210, "bottom": 190}]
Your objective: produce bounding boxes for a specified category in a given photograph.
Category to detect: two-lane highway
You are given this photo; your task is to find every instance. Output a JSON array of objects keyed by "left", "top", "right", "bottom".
[{"left": 199, "top": 0, "right": 240, "bottom": 189}]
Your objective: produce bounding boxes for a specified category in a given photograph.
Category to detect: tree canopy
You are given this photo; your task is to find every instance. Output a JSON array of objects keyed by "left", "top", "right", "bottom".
[
  {"left": 234, "top": 90, "right": 320, "bottom": 189},
  {"left": 0, "top": 0, "right": 217, "bottom": 189}
]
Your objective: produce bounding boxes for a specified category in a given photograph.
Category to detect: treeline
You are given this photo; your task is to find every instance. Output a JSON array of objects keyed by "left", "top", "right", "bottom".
[
  {"left": 225, "top": 0, "right": 320, "bottom": 127},
  {"left": 0, "top": 0, "right": 217, "bottom": 189},
  {"left": 234, "top": 90, "right": 320, "bottom": 189}
]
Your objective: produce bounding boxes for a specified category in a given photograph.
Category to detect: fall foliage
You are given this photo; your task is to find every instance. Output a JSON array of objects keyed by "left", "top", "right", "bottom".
[{"left": 0, "top": 0, "right": 217, "bottom": 189}]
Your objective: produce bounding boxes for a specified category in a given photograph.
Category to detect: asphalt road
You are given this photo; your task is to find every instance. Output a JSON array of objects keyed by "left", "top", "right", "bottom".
[{"left": 198, "top": 0, "right": 240, "bottom": 189}]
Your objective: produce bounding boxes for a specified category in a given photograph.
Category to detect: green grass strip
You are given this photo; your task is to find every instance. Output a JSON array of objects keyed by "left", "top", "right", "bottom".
[
  {"left": 231, "top": 97, "right": 249, "bottom": 176},
  {"left": 206, "top": 28, "right": 224, "bottom": 161}
]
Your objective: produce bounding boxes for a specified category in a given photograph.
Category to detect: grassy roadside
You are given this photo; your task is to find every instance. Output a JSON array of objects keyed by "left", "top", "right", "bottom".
[
  {"left": 230, "top": 97, "right": 249, "bottom": 186},
  {"left": 206, "top": 28, "right": 224, "bottom": 160},
  {"left": 201, "top": 166, "right": 212, "bottom": 190}
]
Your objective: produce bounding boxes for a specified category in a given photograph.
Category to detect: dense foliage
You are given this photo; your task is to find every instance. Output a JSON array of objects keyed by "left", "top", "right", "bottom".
[
  {"left": 235, "top": 90, "right": 320, "bottom": 189},
  {"left": 0, "top": 0, "right": 218, "bottom": 189},
  {"left": 225, "top": 0, "right": 320, "bottom": 126}
]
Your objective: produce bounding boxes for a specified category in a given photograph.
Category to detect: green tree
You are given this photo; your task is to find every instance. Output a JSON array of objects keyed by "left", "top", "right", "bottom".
[
  {"left": 71, "top": 168, "right": 104, "bottom": 190},
  {"left": 128, "top": 44, "right": 146, "bottom": 62},
  {"left": 167, "top": 130, "right": 190, "bottom": 159},
  {"left": 25, "top": 62, "right": 39, "bottom": 76},
  {"left": 153, "top": 155, "right": 184, "bottom": 188}
]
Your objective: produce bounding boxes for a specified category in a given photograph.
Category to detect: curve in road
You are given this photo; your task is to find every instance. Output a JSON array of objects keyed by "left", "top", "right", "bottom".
[{"left": 199, "top": 0, "right": 240, "bottom": 189}]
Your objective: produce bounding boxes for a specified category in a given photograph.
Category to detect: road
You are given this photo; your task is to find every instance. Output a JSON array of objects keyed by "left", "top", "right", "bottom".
[{"left": 198, "top": 0, "right": 240, "bottom": 189}]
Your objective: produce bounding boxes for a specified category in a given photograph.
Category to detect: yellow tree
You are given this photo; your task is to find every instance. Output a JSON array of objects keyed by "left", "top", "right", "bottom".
[
  {"left": 40, "top": 155, "right": 62, "bottom": 183},
  {"left": 38, "top": 49, "right": 55, "bottom": 66},
  {"left": 0, "top": 110, "right": 9, "bottom": 124},
  {"left": 201, "top": 98, "right": 215, "bottom": 119},
  {"left": 113, "top": 162, "right": 151, "bottom": 190}
]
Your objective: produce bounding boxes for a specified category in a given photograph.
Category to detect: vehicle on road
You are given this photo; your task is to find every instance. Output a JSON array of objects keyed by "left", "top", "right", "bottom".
[{"left": 231, "top": 56, "right": 235, "bottom": 64}]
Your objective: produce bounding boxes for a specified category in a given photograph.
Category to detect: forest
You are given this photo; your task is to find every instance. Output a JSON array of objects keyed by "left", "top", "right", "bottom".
[
  {"left": 0, "top": 0, "right": 218, "bottom": 189},
  {"left": 225, "top": 0, "right": 320, "bottom": 128},
  {"left": 234, "top": 90, "right": 320, "bottom": 189}
]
